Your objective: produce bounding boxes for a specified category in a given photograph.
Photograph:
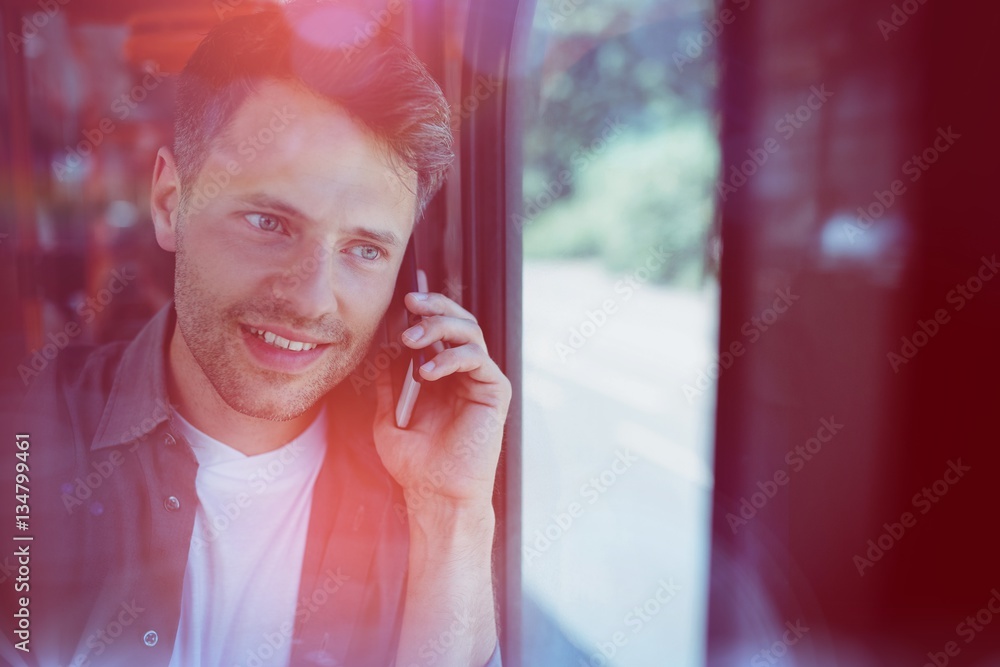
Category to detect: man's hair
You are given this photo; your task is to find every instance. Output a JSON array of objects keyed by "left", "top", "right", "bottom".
[{"left": 173, "top": 1, "right": 453, "bottom": 217}]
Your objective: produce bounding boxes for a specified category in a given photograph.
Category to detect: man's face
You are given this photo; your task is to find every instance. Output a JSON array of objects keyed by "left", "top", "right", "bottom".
[{"left": 170, "top": 79, "right": 417, "bottom": 421}]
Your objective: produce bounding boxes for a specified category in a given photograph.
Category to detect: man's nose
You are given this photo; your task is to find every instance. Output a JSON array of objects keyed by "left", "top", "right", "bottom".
[{"left": 272, "top": 241, "right": 339, "bottom": 319}]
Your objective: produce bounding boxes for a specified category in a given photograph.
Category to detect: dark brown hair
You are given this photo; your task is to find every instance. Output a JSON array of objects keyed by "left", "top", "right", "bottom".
[{"left": 173, "top": 1, "right": 453, "bottom": 216}]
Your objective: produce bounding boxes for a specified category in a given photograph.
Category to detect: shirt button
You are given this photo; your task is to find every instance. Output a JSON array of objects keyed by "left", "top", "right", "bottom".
[
  {"left": 164, "top": 433, "right": 176, "bottom": 447},
  {"left": 163, "top": 496, "right": 181, "bottom": 512},
  {"left": 143, "top": 630, "right": 158, "bottom": 647}
]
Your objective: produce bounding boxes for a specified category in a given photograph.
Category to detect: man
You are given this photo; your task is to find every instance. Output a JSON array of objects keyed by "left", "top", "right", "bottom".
[{"left": 2, "top": 3, "right": 509, "bottom": 666}]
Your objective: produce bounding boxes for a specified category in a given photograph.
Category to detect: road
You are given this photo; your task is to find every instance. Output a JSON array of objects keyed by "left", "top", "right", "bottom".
[{"left": 521, "top": 258, "right": 719, "bottom": 667}]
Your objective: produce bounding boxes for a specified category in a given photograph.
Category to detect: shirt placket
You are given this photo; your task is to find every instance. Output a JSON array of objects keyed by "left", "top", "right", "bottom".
[{"left": 74, "top": 425, "right": 198, "bottom": 666}]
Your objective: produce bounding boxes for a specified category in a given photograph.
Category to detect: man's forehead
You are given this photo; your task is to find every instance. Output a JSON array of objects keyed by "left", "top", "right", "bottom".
[
  {"left": 202, "top": 79, "right": 418, "bottom": 216},
  {"left": 213, "top": 80, "right": 372, "bottom": 160}
]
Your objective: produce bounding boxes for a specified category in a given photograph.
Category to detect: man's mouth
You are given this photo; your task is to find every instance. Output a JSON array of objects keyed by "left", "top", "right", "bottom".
[{"left": 247, "top": 326, "right": 322, "bottom": 352}]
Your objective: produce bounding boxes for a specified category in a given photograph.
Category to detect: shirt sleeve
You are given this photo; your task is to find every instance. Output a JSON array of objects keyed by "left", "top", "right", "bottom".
[{"left": 482, "top": 643, "right": 502, "bottom": 667}]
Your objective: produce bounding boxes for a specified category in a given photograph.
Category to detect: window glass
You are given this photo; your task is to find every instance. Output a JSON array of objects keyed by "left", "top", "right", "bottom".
[{"left": 518, "top": 1, "right": 722, "bottom": 664}]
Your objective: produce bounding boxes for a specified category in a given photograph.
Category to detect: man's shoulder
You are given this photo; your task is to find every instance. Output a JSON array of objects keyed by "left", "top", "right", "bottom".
[
  {"left": 16, "top": 339, "right": 131, "bottom": 444},
  {"left": 30, "top": 338, "right": 130, "bottom": 398},
  {"left": 16, "top": 304, "right": 174, "bottom": 451}
]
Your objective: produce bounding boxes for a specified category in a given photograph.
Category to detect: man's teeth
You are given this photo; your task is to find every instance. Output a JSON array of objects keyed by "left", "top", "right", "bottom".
[{"left": 248, "top": 327, "right": 319, "bottom": 351}]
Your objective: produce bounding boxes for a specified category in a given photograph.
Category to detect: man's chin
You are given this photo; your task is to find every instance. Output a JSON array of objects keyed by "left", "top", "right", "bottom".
[
  {"left": 209, "top": 374, "right": 335, "bottom": 423},
  {"left": 219, "top": 391, "right": 322, "bottom": 423}
]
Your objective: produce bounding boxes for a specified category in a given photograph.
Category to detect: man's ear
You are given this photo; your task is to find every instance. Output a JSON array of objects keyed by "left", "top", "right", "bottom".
[{"left": 150, "top": 146, "right": 182, "bottom": 252}]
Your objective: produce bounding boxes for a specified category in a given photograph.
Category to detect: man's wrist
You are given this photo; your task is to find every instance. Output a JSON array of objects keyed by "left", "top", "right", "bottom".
[
  {"left": 405, "top": 495, "right": 496, "bottom": 545},
  {"left": 399, "top": 496, "right": 498, "bottom": 667}
]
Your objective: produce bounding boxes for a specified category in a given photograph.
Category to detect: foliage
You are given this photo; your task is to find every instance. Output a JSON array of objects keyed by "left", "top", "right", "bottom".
[{"left": 520, "top": 0, "right": 720, "bottom": 286}]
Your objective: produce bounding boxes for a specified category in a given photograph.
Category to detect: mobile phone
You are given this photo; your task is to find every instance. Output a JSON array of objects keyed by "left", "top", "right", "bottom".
[{"left": 384, "top": 238, "right": 427, "bottom": 428}]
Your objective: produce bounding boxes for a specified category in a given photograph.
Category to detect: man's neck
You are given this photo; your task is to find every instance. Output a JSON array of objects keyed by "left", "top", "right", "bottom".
[{"left": 166, "top": 322, "right": 321, "bottom": 456}]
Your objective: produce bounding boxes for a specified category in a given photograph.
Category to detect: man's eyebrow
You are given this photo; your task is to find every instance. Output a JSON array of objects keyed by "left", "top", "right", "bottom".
[
  {"left": 240, "top": 194, "right": 309, "bottom": 220},
  {"left": 238, "top": 194, "right": 404, "bottom": 248},
  {"left": 344, "top": 226, "right": 404, "bottom": 249}
]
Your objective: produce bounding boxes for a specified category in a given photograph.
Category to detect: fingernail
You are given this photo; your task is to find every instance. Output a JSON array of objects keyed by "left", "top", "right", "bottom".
[
  {"left": 421, "top": 360, "right": 435, "bottom": 372},
  {"left": 411, "top": 292, "right": 429, "bottom": 301},
  {"left": 403, "top": 325, "right": 424, "bottom": 342}
]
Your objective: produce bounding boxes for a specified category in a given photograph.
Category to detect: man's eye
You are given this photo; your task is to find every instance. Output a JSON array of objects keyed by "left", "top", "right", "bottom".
[
  {"left": 245, "top": 213, "right": 285, "bottom": 233},
  {"left": 350, "top": 245, "right": 383, "bottom": 261}
]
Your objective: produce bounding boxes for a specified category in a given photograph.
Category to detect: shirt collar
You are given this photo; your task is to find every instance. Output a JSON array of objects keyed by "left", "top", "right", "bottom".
[
  {"left": 87, "top": 302, "right": 378, "bottom": 453},
  {"left": 91, "top": 302, "right": 176, "bottom": 450}
]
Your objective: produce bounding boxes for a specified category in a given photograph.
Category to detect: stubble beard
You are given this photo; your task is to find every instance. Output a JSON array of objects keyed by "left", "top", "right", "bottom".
[{"left": 172, "top": 222, "right": 376, "bottom": 422}]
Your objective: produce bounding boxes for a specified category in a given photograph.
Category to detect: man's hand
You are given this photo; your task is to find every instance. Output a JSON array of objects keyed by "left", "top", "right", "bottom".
[
  {"left": 372, "top": 290, "right": 510, "bottom": 667},
  {"left": 373, "top": 291, "right": 511, "bottom": 512}
]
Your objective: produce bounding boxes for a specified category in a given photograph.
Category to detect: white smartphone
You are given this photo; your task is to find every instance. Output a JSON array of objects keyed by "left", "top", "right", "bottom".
[{"left": 386, "top": 239, "right": 426, "bottom": 428}]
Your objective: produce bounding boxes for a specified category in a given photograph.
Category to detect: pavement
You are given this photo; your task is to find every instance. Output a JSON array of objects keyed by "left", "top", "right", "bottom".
[{"left": 521, "top": 259, "right": 718, "bottom": 667}]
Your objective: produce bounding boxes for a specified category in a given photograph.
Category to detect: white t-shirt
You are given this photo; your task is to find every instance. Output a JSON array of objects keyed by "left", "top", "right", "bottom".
[{"left": 168, "top": 407, "right": 328, "bottom": 667}]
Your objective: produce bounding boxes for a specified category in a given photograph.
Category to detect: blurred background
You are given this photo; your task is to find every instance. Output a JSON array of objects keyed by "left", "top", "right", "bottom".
[
  {"left": 518, "top": 1, "right": 717, "bottom": 665},
  {"left": 2, "top": 0, "right": 1000, "bottom": 665}
]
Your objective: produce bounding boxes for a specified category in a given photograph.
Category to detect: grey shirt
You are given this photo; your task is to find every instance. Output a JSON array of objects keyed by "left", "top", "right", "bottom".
[{"left": 2, "top": 303, "right": 500, "bottom": 666}]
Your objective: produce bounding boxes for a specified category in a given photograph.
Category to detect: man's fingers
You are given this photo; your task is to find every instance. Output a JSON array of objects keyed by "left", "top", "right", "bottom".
[
  {"left": 405, "top": 292, "right": 478, "bottom": 324},
  {"left": 401, "top": 315, "right": 484, "bottom": 351},
  {"left": 419, "top": 343, "right": 510, "bottom": 393}
]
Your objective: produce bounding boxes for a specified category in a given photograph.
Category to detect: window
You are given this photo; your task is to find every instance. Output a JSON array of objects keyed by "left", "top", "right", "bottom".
[{"left": 514, "top": 1, "right": 722, "bottom": 664}]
